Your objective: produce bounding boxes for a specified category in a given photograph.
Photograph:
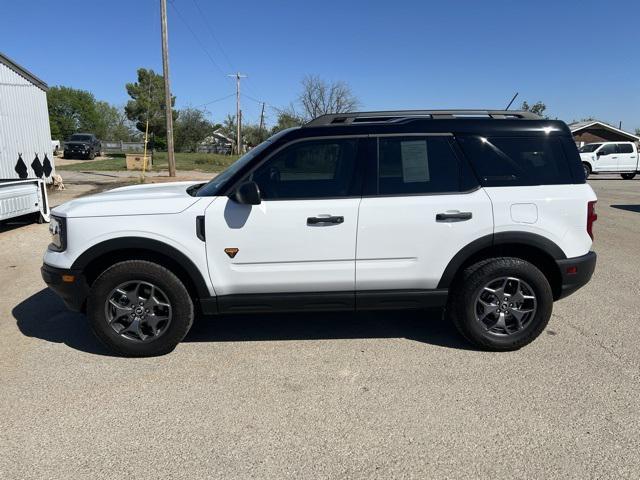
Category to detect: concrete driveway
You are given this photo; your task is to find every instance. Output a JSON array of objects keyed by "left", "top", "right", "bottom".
[{"left": 1, "top": 177, "right": 639, "bottom": 479}]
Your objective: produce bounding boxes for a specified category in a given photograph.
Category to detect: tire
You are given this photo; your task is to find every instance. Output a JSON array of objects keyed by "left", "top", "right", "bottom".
[
  {"left": 88, "top": 150, "right": 95, "bottom": 160},
  {"left": 446, "top": 257, "right": 553, "bottom": 351},
  {"left": 87, "top": 260, "right": 194, "bottom": 357},
  {"left": 621, "top": 173, "right": 636, "bottom": 180},
  {"left": 582, "top": 162, "right": 591, "bottom": 179}
]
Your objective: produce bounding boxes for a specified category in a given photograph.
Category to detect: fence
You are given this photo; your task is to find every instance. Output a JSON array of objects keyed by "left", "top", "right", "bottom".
[{"left": 101, "top": 141, "right": 146, "bottom": 153}]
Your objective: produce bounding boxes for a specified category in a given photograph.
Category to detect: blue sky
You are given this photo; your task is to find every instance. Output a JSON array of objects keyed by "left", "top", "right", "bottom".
[{"left": 2, "top": 0, "right": 639, "bottom": 131}]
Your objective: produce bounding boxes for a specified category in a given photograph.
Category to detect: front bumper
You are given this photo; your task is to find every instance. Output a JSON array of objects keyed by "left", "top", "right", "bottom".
[
  {"left": 41, "top": 263, "right": 90, "bottom": 312},
  {"left": 555, "top": 251, "right": 597, "bottom": 300}
]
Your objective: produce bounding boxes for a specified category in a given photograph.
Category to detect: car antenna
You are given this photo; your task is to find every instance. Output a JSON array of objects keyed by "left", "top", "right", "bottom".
[{"left": 505, "top": 92, "right": 519, "bottom": 110}]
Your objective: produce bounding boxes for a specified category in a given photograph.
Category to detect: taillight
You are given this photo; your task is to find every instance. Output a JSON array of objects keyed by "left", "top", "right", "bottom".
[{"left": 587, "top": 200, "right": 597, "bottom": 240}]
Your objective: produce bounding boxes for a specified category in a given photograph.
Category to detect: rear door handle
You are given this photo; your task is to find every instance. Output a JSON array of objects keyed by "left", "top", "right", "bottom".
[
  {"left": 307, "top": 215, "right": 344, "bottom": 225},
  {"left": 436, "top": 211, "right": 472, "bottom": 222}
]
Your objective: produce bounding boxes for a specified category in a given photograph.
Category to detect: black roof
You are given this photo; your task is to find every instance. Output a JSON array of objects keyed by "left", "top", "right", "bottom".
[
  {"left": 0, "top": 51, "right": 48, "bottom": 92},
  {"left": 290, "top": 111, "right": 571, "bottom": 139},
  {"left": 304, "top": 110, "right": 542, "bottom": 127}
]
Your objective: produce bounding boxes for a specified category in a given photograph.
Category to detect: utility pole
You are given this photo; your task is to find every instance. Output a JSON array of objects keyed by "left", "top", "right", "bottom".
[
  {"left": 160, "top": 0, "right": 176, "bottom": 176},
  {"left": 259, "top": 102, "right": 265, "bottom": 137},
  {"left": 228, "top": 72, "right": 246, "bottom": 154}
]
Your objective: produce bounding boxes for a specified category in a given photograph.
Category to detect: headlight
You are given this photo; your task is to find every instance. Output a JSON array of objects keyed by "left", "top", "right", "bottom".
[{"left": 49, "top": 216, "right": 67, "bottom": 252}]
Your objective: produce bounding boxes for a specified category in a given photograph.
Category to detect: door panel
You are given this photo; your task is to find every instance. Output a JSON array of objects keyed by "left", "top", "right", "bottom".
[
  {"left": 355, "top": 135, "right": 493, "bottom": 291},
  {"left": 617, "top": 143, "right": 637, "bottom": 171},
  {"left": 204, "top": 136, "right": 365, "bottom": 296},
  {"left": 356, "top": 190, "right": 493, "bottom": 290},
  {"left": 205, "top": 198, "right": 360, "bottom": 295},
  {"left": 595, "top": 144, "right": 617, "bottom": 171}
]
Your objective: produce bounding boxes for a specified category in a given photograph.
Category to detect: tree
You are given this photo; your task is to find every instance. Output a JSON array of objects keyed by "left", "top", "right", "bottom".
[
  {"left": 125, "top": 68, "right": 177, "bottom": 149},
  {"left": 242, "top": 124, "right": 268, "bottom": 148},
  {"left": 271, "top": 108, "right": 305, "bottom": 134},
  {"left": 520, "top": 101, "right": 547, "bottom": 118},
  {"left": 635, "top": 128, "right": 640, "bottom": 137},
  {"left": 298, "top": 75, "right": 359, "bottom": 120},
  {"left": 174, "top": 108, "right": 214, "bottom": 152},
  {"left": 94, "top": 102, "right": 137, "bottom": 142},
  {"left": 220, "top": 114, "right": 238, "bottom": 152},
  {"left": 47, "top": 86, "right": 100, "bottom": 140}
]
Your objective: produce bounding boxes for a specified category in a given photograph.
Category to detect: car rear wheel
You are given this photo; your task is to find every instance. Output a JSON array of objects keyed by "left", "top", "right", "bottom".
[
  {"left": 446, "top": 257, "right": 553, "bottom": 351},
  {"left": 87, "top": 260, "right": 194, "bottom": 357},
  {"left": 582, "top": 162, "right": 591, "bottom": 179},
  {"left": 621, "top": 173, "right": 636, "bottom": 180}
]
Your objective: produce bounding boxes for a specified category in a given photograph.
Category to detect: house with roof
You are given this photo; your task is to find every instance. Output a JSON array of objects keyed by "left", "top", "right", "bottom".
[{"left": 569, "top": 120, "right": 640, "bottom": 147}]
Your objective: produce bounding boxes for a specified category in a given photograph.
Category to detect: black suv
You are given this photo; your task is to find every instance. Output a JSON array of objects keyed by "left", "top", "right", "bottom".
[{"left": 63, "top": 133, "right": 101, "bottom": 159}]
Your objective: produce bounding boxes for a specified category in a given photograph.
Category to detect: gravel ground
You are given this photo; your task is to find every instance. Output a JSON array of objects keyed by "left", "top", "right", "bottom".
[{"left": 0, "top": 176, "right": 638, "bottom": 479}]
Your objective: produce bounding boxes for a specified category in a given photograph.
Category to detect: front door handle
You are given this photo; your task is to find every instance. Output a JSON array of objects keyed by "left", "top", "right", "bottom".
[
  {"left": 436, "top": 211, "right": 472, "bottom": 222},
  {"left": 307, "top": 215, "right": 344, "bottom": 225}
]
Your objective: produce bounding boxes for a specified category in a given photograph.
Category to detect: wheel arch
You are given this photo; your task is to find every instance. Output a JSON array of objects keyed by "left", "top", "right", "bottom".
[
  {"left": 438, "top": 233, "right": 566, "bottom": 300},
  {"left": 72, "top": 237, "right": 210, "bottom": 300}
]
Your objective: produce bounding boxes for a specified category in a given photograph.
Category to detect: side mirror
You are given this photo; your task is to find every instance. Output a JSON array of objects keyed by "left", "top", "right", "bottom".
[
  {"left": 230, "top": 181, "right": 261, "bottom": 205},
  {"left": 596, "top": 150, "right": 604, "bottom": 156}
]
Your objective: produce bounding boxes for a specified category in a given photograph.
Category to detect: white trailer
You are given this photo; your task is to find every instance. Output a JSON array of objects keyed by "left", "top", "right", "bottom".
[{"left": 0, "top": 52, "right": 53, "bottom": 223}]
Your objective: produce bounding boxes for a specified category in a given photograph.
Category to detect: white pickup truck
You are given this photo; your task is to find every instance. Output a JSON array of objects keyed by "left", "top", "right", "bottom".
[{"left": 579, "top": 141, "right": 639, "bottom": 179}]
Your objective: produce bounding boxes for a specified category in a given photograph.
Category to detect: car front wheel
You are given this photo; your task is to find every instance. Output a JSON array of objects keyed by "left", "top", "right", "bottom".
[
  {"left": 87, "top": 260, "right": 194, "bottom": 357},
  {"left": 446, "top": 257, "right": 553, "bottom": 351},
  {"left": 583, "top": 162, "right": 591, "bottom": 179},
  {"left": 621, "top": 173, "right": 636, "bottom": 180}
]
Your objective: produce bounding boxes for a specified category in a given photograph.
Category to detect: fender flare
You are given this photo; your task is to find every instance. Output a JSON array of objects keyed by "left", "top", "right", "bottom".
[
  {"left": 437, "top": 232, "right": 566, "bottom": 289},
  {"left": 71, "top": 237, "right": 210, "bottom": 298}
]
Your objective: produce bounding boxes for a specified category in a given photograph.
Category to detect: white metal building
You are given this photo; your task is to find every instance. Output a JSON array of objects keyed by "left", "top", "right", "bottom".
[{"left": 0, "top": 52, "right": 53, "bottom": 222}]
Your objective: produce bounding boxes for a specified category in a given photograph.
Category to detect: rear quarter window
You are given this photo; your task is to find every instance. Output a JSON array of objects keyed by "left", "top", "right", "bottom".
[{"left": 457, "top": 136, "right": 575, "bottom": 187}]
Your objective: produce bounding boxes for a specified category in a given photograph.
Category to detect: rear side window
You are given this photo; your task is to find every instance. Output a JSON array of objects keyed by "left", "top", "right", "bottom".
[
  {"left": 457, "top": 136, "right": 574, "bottom": 186},
  {"left": 618, "top": 143, "right": 633, "bottom": 154},
  {"left": 376, "top": 136, "right": 461, "bottom": 194}
]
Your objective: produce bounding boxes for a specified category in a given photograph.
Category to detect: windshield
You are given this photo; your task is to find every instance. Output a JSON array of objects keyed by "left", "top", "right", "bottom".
[
  {"left": 69, "top": 134, "right": 93, "bottom": 141},
  {"left": 196, "top": 129, "right": 296, "bottom": 196},
  {"left": 579, "top": 143, "right": 601, "bottom": 153}
]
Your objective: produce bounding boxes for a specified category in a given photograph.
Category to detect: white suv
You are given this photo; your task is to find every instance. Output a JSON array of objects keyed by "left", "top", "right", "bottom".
[{"left": 42, "top": 110, "right": 598, "bottom": 357}]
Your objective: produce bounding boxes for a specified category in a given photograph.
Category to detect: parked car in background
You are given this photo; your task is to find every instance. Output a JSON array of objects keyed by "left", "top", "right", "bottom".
[
  {"left": 579, "top": 141, "right": 639, "bottom": 179},
  {"left": 63, "top": 133, "right": 101, "bottom": 160}
]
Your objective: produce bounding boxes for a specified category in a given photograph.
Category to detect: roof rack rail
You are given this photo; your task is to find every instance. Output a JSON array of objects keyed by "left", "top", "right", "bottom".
[{"left": 304, "top": 109, "right": 542, "bottom": 127}]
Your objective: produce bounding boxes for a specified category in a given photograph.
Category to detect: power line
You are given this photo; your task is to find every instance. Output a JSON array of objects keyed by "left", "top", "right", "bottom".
[
  {"left": 191, "top": 0, "right": 235, "bottom": 71},
  {"left": 196, "top": 92, "right": 236, "bottom": 108},
  {"left": 168, "top": 0, "right": 228, "bottom": 77}
]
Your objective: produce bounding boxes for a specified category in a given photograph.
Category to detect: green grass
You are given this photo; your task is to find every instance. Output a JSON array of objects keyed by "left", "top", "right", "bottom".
[{"left": 57, "top": 152, "right": 239, "bottom": 173}]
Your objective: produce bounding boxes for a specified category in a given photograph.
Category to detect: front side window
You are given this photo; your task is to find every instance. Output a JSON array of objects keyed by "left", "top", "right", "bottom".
[
  {"left": 376, "top": 136, "right": 461, "bottom": 194},
  {"left": 249, "top": 138, "right": 360, "bottom": 199},
  {"left": 598, "top": 144, "right": 617, "bottom": 155},
  {"left": 457, "top": 136, "right": 573, "bottom": 186},
  {"left": 579, "top": 143, "right": 601, "bottom": 153},
  {"left": 617, "top": 143, "right": 633, "bottom": 154}
]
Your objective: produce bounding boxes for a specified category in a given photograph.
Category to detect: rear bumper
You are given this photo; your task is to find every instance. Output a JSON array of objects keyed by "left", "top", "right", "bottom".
[
  {"left": 41, "top": 263, "right": 89, "bottom": 312},
  {"left": 555, "top": 251, "right": 597, "bottom": 300}
]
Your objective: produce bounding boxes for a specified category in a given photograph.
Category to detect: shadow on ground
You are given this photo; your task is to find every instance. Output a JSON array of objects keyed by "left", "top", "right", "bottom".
[
  {"left": 0, "top": 213, "right": 40, "bottom": 233},
  {"left": 611, "top": 204, "right": 640, "bottom": 213},
  {"left": 14, "top": 288, "right": 473, "bottom": 356},
  {"left": 13, "top": 288, "right": 114, "bottom": 356}
]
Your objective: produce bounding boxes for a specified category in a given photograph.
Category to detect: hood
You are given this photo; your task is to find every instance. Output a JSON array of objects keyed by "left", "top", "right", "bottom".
[
  {"left": 52, "top": 181, "right": 205, "bottom": 218},
  {"left": 580, "top": 152, "right": 597, "bottom": 161}
]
